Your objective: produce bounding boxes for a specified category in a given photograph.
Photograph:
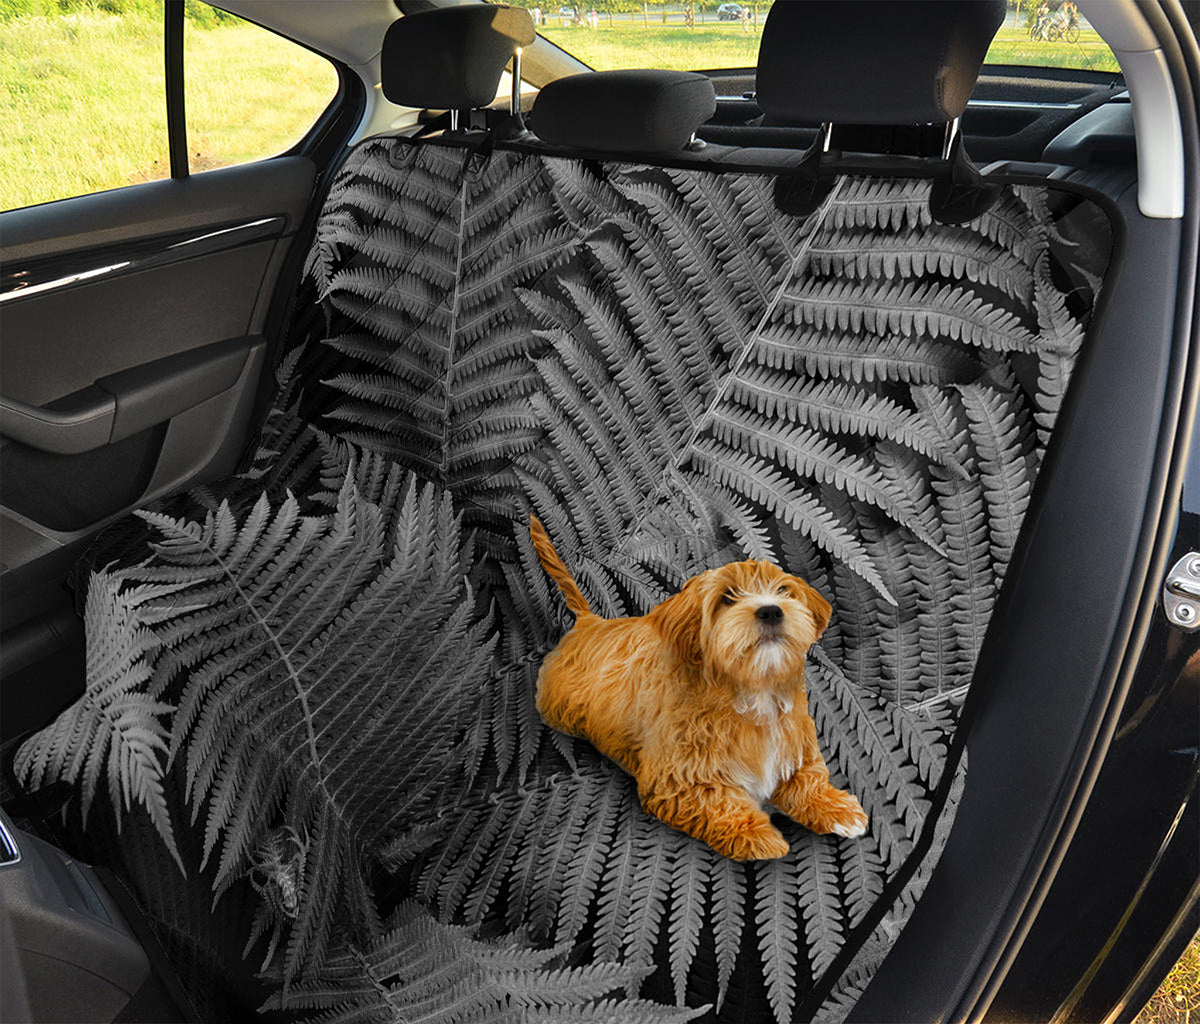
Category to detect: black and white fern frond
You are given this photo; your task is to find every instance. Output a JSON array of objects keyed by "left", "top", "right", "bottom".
[
  {"left": 35, "top": 460, "right": 497, "bottom": 983},
  {"left": 265, "top": 901, "right": 708, "bottom": 1024},
  {"left": 305, "top": 142, "right": 578, "bottom": 522},
  {"left": 15, "top": 569, "right": 193, "bottom": 871}
]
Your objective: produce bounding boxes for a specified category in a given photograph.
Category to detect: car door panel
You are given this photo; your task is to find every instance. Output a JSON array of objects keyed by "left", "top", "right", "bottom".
[{"left": 0, "top": 157, "right": 316, "bottom": 632}]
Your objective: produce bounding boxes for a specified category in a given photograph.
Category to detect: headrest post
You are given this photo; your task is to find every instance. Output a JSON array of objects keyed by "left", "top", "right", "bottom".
[
  {"left": 941, "top": 117, "right": 961, "bottom": 161},
  {"left": 511, "top": 47, "right": 522, "bottom": 116},
  {"left": 819, "top": 122, "right": 834, "bottom": 154},
  {"left": 449, "top": 109, "right": 459, "bottom": 132}
]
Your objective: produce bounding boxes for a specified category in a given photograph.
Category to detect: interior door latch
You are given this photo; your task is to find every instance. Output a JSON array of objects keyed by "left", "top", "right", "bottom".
[{"left": 1163, "top": 552, "right": 1200, "bottom": 631}]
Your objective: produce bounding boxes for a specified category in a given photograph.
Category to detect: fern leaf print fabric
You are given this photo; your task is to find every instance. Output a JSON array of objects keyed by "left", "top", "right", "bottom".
[{"left": 15, "top": 138, "right": 1112, "bottom": 1024}]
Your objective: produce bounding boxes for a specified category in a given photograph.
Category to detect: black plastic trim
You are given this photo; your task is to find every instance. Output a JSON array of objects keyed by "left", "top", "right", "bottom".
[
  {"left": 165, "top": 0, "right": 187, "bottom": 179},
  {"left": 0, "top": 217, "right": 284, "bottom": 303},
  {"left": 0, "top": 158, "right": 313, "bottom": 263},
  {"left": 0, "top": 337, "right": 251, "bottom": 454},
  {"left": 0, "top": 389, "right": 115, "bottom": 456}
]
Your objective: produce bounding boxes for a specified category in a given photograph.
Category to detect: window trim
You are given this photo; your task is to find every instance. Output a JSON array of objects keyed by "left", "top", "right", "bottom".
[{"left": 165, "top": 0, "right": 188, "bottom": 178}]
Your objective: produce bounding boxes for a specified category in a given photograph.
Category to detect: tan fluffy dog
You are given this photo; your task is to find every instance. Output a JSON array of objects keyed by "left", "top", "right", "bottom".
[{"left": 530, "top": 516, "right": 868, "bottom": 861}]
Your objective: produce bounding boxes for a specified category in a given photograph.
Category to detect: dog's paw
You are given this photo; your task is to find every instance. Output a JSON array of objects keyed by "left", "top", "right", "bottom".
[
  {"left": 831, "top": 816, "right": 868, "bottom": 839},
  {"left": 722, "top": 822, "right": 790, "bottom": 861},
  {"left": 825, "top": 795, "right": 868, "bottom": 839},
  {"left": 801, "top": 788, "right": 868, "bottom": 839}
]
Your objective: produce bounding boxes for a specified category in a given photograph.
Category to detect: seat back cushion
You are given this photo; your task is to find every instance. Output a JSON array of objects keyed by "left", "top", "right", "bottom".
[{"left": 15, "top": 134, "right": 1114, "bottom": 1023}]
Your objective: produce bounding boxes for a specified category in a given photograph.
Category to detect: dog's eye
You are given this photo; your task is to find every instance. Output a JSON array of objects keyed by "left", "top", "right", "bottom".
[
  {"left": 776, "top": 584, "right": 790, "bottom": 596},
  {"left": 721, "top": 590, "right": 736, "bottom": 605}
]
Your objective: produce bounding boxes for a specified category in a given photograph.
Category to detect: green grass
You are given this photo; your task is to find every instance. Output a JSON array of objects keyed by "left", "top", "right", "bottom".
[
  {"left": 1135, "top": 933, "right": 1200, "bottom": 1024},
  {"left": 539, "top": 21, "right": 765, "bottom": 72},
  {"left": 986, "top": 25, "right": 1119, "bottom": 74},
  {"left": 0, "top": 10, "right": 337, "bottom": 210},
  {"left": 537, "top": 20, "right": 1119, "bottom": 74}
]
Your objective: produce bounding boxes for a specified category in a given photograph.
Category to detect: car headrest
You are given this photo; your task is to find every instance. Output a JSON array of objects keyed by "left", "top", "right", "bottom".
[
  {"left": 757, "top": 0, "right": 1006, "bottom": 125},
  {"left": 381, "top": 5, "right": 535, "bottom": 110},
  {"left": 532, "top": 69, "right": 717, "bottom": 153}
]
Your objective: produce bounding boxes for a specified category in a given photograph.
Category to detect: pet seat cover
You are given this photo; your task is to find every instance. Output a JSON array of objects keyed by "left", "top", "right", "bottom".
[
  {"left": 531, "top": 69, "right": 717, "bottom": 153},
  {"left": 19, "top": 133, "right": 1115, "bottom": 1023}
]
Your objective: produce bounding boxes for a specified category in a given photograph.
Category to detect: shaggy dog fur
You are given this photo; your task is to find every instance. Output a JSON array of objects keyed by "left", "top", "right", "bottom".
[{"left": 530, "top": 516, "right": 868, "bottom": 861}]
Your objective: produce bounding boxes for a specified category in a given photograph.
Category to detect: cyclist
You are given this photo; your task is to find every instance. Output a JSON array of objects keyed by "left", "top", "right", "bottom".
[
  {"left": 1032, "top": 1, "right": 1052, "bottom": 40},
  {"left": 1061, "top": 0, "right": 1080, "bottom": 37}
]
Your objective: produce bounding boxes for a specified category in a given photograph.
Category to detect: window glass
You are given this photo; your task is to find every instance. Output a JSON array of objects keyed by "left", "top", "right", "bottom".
[
  {"left": 520, "top": 1, "right": 1119, "bottom": 75},
  {"left": 0, "top": 0, "right": 170, "bottom": 211},
  {"left": 527, "top": 2, "right": 768, "bottom": 72},
  {"left": 988, "top": 1, "right": 1118, "bottom": 72},
  {"left": 184, "top": 3, "right": 339, "bottom": 172}
]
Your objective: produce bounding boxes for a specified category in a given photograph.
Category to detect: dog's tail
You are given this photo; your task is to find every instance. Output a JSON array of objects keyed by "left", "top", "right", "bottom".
[{"left": 529, "top": 514, "right": 592, "bottom": 618}]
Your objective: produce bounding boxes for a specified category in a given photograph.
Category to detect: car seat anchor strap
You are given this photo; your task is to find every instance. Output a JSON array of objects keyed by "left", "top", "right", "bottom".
[
  {"left": 457, "top": 128, "right": 500, "bottom": 179},
  {"left": 929, "top": 128, "right": 1002, "bottom": 225},
  {"left": 773, "top": 129, "right": 838, "bottom": 217}
]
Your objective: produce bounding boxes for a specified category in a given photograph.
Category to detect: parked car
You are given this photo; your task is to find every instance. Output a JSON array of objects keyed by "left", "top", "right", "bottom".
[
  {"left": 0, "top": 1, "right": 1196, "bottom": 1022},
  {"left": 717, "top": 3, "right": 746, "bottom": 20}
]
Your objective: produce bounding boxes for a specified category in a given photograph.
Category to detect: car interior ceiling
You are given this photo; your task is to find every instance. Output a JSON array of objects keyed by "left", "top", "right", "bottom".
[{"left": 0, "top": 1, "right": 1194, "bottom": 1023}]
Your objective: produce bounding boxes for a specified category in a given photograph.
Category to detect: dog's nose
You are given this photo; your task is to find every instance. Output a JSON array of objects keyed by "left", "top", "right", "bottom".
[{"left": 755, "top": 604, "right": 783, "bottom": 623}]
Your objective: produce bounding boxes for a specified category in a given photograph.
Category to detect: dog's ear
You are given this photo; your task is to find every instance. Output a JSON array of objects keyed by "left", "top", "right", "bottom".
[
  {"left": 797, "top": 580, "right": 832, "bottom": 638},
  {"left": 650, "top": 576, "right": 706, "bottom": 670}
]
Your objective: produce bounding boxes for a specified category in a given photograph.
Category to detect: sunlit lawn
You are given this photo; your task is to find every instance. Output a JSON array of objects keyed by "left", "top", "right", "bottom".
[
  {"left": 0, "top": 11, "right": 337, "bottom": 210},
  {"left": 539, "top": 20, "right": 765, "bottom": 72},
  {"left": 986, "top": 25, "right": 1119, "bottom": 74},
  {"left": 538, "top": 20, "right": 1118, "bottom": 74}
]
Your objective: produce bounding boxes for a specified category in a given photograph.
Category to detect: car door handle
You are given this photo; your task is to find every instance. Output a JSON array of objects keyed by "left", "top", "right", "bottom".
[{"left": 0, "top": 336, "right": 253, "bottom": 455}]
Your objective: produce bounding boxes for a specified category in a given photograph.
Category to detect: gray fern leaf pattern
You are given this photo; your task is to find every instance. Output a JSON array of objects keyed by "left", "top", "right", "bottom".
[
  {"left": 31, "top": 459, "right": 498, "bottom": 983},
  {"left": 262, "top": 901, "right": 707, "bottom": 1024},
  {"left": 19, "top": 137, "right": 1110, "bottom": 1024},
  {"left": 15, "top": 570, "right": 192, "bottom": 871},
  {"left": 310, "top": 139, "right": 577, "bottom": 518}
]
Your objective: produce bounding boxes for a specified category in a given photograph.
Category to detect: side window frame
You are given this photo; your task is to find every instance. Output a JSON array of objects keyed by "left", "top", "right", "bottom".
[
  {"left": 170, "top": 0, "right": 349, "bottom": 181},
  {"left": 166, "top": 0, "right": 188, "bottom": 180}
]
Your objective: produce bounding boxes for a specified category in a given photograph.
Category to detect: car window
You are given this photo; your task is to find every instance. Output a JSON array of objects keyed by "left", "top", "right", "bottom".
[
  {"left": 0, "top": 0, "right": 339, "bottom": 213},
  {"left": 0, "top": 0, "right": 171, "bottom": 211},
  {"left": 988, "top": 0, "right": 1118, "bottom": 72},
  {"left": 185, "top": 3, "right": 338, "bottom": 173},
  {"left": 520, "top": 1, "right": 1119, "bottom": 75}
]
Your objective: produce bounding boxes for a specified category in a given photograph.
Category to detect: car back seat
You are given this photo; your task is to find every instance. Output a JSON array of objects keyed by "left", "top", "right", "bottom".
[{"left": 12, "top": 4, "right": 1119, "bottom": 1022}]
